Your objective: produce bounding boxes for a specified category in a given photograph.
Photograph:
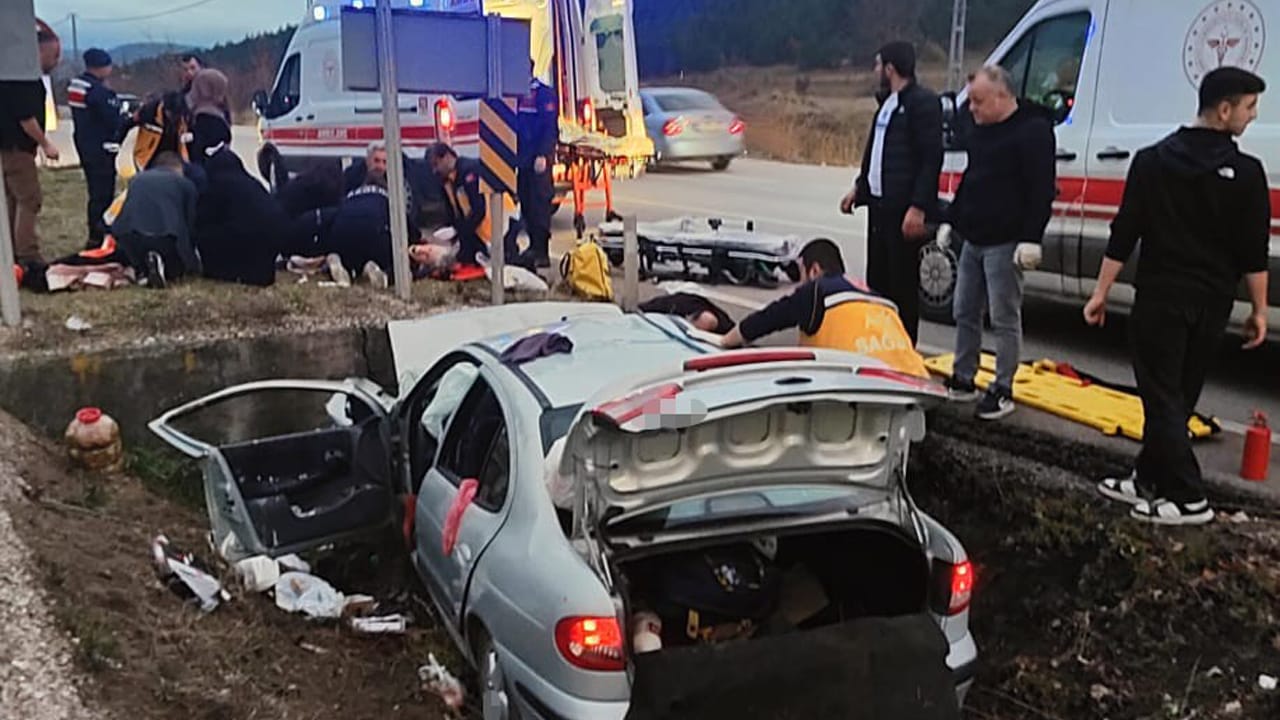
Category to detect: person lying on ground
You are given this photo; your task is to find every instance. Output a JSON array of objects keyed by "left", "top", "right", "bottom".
[
  {"left": 194, "top": 147, "right": 286, "bottom": 287},
  {"left": 717, "top": 238, "right": 930, "bottom": 378},
  {"left": 186, "top": 70, "right": 232, "bottom": 168},
  {"left": 638, "top": 292, "right": 735, "bottom": 333}
]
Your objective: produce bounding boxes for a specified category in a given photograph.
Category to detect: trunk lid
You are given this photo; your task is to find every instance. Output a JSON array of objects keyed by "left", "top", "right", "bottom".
[{"left": 559, "top": 351, "right": 943, "bottom": 536}]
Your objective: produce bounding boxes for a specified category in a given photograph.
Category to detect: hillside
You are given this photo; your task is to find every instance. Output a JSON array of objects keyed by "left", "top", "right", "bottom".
[{"left": 108, "top": 43, "right": 193, "bottom": 66}]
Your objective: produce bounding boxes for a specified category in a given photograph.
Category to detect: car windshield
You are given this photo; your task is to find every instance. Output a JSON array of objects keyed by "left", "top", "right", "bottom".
[
  {"left": 607, "top": 485, "right": 877, "bottom": 535},
  {"left": 651, "top": 92, "right": 721, "bottom": 113}
]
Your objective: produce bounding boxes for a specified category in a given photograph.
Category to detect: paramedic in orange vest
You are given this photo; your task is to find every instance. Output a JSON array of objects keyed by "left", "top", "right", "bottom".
[
  {"left": 719, "top": 239, "right": 929, "bottom": 378},
  {"left": 427, "top": 142, "right": 489, "bottom": 267}
]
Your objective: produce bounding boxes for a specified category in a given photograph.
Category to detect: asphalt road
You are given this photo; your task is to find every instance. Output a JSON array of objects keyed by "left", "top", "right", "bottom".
[{"left": 45, "top": 124, "right": 1278, "bottom": 431}]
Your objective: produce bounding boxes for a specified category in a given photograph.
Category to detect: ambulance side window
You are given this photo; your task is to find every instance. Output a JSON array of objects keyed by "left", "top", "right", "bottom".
[
  {"left": 999, "top": 12, "right": 1091, "bottom": 125},
  {"left": 268, "top": 53, "right": 302, "bottom": 120}
]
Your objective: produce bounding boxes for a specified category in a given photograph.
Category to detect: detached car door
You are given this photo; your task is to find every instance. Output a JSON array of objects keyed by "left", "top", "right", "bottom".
[{"left": 150, "top": 380, "right": 395, "bottom": 563}]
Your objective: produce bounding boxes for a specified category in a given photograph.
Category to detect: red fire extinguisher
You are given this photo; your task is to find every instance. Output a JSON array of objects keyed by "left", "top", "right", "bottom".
[{"left": 1241, "top": 411, "right": 1271, "bottom": 482}]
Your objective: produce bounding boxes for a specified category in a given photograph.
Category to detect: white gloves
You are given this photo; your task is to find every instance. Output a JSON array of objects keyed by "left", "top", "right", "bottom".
[{"left": 1014, "top": 242, "right": 1042, "bottom": 271}]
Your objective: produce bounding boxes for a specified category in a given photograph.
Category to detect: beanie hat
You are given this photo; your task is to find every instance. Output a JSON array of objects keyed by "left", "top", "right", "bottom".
[{"left": 83, "top": 48, "right": 112, "bottom": 69}]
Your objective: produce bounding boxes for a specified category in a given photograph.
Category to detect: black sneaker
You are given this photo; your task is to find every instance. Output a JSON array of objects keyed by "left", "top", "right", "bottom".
[
  {"left": 144, "top": 251, "right": 168, "bottom": 290},
  {"left": 1130, "top": 498, "right": 1215, "bottom": 526},
  {"left": 945, "top": 377, "right": 981, "bottom": 403},
  {"left": 976, "top": 388, "right": 1015, "bottom": 421}
]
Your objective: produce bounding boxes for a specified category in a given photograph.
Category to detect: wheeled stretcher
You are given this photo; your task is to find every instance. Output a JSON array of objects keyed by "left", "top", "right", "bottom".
[{"left": 597, "top": 217, "right": 802, "bottom": 287}]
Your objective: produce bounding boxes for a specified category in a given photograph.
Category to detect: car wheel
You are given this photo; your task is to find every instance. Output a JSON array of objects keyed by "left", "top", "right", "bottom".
[
  {"left": 477, "top": 634, "right": 520, "bottom": 720},
  {"left": 711, "top": 157, "right": 732, "bottom": 171},
  {"left": 919, "top": 235, "right": 959, "bottom": 326}
]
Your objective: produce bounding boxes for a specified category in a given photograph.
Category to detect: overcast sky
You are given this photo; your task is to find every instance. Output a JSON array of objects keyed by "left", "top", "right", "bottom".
[{"left": 34, "top": 0, "right": 302, "bottom": 52}]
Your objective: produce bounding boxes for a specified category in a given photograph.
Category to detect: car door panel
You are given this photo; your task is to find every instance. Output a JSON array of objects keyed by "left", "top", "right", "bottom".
[{"left": 149, "top": 380, "right": 392, "bottom": 562}]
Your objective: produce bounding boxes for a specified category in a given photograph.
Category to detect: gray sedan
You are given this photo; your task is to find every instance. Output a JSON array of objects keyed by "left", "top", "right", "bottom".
[
  {"left": 641, "top": 87, "right": 745, "bottom": 171},
  {"left": 151, "top": 302, "right": 978, "bottom": 719}
]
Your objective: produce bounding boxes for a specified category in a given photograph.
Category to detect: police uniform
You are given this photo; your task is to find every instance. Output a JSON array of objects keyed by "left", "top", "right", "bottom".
[
  {"left": 68, "top": 51, "right": 125, "bottom": 249},
  {"left": 516, "top": 76, "right": 559, "bottom": 264},
  {"left": 443, "top": 156, "right": 490, "bottom": 266},
  {"left": 737, "top": 274, "right": 929, "bottom": 378}
]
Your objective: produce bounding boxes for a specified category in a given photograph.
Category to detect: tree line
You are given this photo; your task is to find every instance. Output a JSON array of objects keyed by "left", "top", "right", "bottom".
[{"left": 634, "top": 0, "right": 1039, "bottom": 76}]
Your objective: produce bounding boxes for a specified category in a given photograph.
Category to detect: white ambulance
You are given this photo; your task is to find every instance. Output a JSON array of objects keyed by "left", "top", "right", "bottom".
[
  {"left": 252, "top": 0, "right": 652, "bottom": 194},
  {"left": 926, "top": 0, "right": 1279, "bottom": 328}
]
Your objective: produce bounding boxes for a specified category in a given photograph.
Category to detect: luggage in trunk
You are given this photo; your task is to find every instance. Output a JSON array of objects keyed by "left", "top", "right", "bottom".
[{"left": 626, "top": 613, "right": 960, "bottom": 720}]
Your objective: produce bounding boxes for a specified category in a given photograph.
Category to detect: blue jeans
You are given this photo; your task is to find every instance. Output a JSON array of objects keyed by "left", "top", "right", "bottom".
[{"left": 953, "top": 240, "right": 1023, "bottom": 395}]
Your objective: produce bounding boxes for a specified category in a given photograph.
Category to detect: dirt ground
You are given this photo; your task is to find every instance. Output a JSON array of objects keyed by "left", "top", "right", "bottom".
[
  {"left": 0, "top": 169, "right": 563, "bottom": 356},
  {"left": 2, "top": 400, "right": 1277, "bottom": 720}
]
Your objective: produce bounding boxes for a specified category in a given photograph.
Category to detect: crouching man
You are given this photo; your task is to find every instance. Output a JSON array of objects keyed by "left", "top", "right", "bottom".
[
  {"left": 718, "top": 239, "right": 929, "bottom": 378},
  {"left": 110, "top": 151, "right": 200, "bottom": 287}
]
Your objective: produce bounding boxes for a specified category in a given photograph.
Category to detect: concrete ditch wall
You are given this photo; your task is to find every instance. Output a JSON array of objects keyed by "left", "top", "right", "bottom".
[{"left": 0, "top": 325, "right": 395, "bottom": 449}]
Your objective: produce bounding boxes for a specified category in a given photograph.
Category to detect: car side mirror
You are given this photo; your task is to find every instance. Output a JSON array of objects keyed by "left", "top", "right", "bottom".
[
  {"left": 252, "top": 90, "right": 269, "bottom": 117},
  {"left": 441, "top": 478, "right": 479, "bottom": 556}
]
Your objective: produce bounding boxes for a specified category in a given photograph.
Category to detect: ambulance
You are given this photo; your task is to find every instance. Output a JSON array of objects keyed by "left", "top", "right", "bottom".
[
  {"left": 252, "top": 0, "right": 652, "bottom": 203},
  {"left": 926, "top": 0, "right": 1279, "bottom": 329}
]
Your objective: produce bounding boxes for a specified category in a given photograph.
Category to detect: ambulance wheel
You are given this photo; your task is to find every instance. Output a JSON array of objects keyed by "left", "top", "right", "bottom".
[
  {"left": 919, "top": 238, "right": 958, "bottom": 326},
  {"left": 258, "top": 145, "right": 288, "bottom": 192},
  {"left": 711, "top": 157, "right": 732, "bottom": 171},
  {"left": 783, "top": 262, "right": 802, "bottom": 283}
]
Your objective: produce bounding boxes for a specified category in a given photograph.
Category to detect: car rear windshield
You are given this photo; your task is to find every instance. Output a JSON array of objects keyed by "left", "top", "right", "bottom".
[
  {"left": 651, "top": 92, "right": 722, "bottom": 113},
  {"left": 540, "top": 404, "right": 582, "bottom": 453}
]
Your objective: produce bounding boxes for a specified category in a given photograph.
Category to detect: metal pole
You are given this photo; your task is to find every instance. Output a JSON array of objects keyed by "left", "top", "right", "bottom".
[
  {"left": 376, "top": 0, "right": 413, "bottom": 299},
  {"left": 71, "top": 14, "right": 79, "bottom": 67},
  {"left": 947, "top": 0, "right": 968, "bottom": 93},
  {"left": 0, "top": 175, "right": 22, "bottom": 327},
  {"left": 622, "top": 215, "right": 638, "bottom": 311},
  {"left": 487, "top": 14, "right": 505, "bottom": 307}
]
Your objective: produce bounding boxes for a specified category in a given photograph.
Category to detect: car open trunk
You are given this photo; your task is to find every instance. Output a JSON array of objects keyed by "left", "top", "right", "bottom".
[{"left": 616, "top": 522, "right": 958, "bottom": 719}]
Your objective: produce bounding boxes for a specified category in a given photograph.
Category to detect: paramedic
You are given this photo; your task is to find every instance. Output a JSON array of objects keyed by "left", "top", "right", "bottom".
[
  {"left": 840, "top": 41, "right": 942, "bottom": 345},
  {"left": 1085, "top": 67, "right": 1270, "bottom": 527},
  {"left": 120, "top": 91, "right": 190, "bottom": 170},
  {"left": 719, "top": 239, "right": 929, "bottom": 378},
  {"left": 944, "top": 66, "right": 1056, "bottom": 422},
  {"left": 515, "top": 64, "right": 559, "bottom": 269},
  {"left": 427, "top": 143, "right": 489, "bottom": 267},
  {"left": 69, "top": 49, "right": 126, "bottom": 250},
  {"left": 1, "top": 25, "right": 62, "bottom": 264}
]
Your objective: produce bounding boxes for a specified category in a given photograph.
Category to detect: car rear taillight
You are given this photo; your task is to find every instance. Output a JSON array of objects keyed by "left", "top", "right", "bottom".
[
  {"left": 728, "top": 117, "right": 745, "bottom": 135},
  {"left": 856, "top": 366, "right": 946, "bottom": 395},
  {"left": 683, "top": 350, "right": 815, "bottom": 372},
  {"left": 662, "top": 117, "right": 686, "bottom": 136},
  {"left": 931, "top": 559, "right": 974, "bottom": 615},
  {"left": 435, "top": 98, "right": 456, "bottom": 136},
  {"left": 555, "top": 617, "right": 625, "bottom": 672},
  {"left": 593, "top": 383, "right": 682, "bottom": 427},
  {"left": 581, "top": 99, "right": 596, "bottom": 130}
]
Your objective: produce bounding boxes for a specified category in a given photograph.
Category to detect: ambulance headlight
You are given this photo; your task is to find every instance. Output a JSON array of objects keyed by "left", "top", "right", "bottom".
[
  {"left": 352, "top": 0, "right": 365, "bottom": 8},
  {"left": 312, "top": 5, "right": 327, "bottom": 20},
  {"left": 410, "top": 0, "right": 425, "bottom": 6}
]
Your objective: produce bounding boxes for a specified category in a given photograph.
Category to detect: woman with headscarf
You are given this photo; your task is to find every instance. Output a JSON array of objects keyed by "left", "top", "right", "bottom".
[{"left": 186, "top": 69, "right": 232, "bottom": 167}]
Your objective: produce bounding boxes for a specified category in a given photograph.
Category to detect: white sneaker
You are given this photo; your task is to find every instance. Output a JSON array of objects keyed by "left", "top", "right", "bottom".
[
  {"left": 326, "top": 254, "right": 352, "bottom": 287},
  {"left": 1096, "top": 471, "right": 1153, "bottom": 507},
  {"left": 362, "top": 261, "right": 389, "bottom": 289},
  {"left": 1130, "top": 498, "right": 1215, "bottom": 526}
]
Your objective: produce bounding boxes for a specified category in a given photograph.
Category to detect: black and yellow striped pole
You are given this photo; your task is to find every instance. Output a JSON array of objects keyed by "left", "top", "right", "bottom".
[{"left": 483, "top": 15, "right": 518, "bottom": 306}]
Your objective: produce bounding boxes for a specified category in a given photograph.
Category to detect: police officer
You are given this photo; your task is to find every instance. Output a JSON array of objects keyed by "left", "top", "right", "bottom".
[
  {"left": 514, "top": 63, "right": 559, "bottom": 269},
  {"left": 718, "top": 238, "right": 929, "bottom": 378},
  {"left": 427, "top": 143, "right": 489, "bottom": 267},
  {"left": 69, "top": 48, "right": 126, "bottom": 250}
]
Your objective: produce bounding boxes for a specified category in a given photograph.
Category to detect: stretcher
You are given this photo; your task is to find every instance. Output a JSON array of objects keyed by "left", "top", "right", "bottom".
[
  {"left": 597, "top": 217, "right": 803, "bottom": 288},
  {"left": 925, "top": 352, "right": 1219, "bottom": 441}
]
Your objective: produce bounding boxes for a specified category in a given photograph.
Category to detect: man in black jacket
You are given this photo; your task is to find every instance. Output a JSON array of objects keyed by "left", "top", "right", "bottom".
[
  {"left": 944, "top": 66, "right": 1057, "bottom": 420},
  {"left": 841, "top": 41, "right": 943, "bottom": 344},
  {"left": 1086, "top": 67, "right": 1270, "bottom": 526}
]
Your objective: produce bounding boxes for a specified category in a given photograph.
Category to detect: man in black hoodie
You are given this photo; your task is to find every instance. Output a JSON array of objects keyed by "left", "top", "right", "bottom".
[
  {"left": 944, "top": 66, "right": 1056, "bottom": 421},
  {"left": 1086, "top": 67, "right": 1270, "bottom": 527},
  {"left": 840, "top": 41, "right": 943, "bottom": 344}
]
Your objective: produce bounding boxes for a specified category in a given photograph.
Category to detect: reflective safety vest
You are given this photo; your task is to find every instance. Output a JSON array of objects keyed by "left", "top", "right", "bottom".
[
  {"left": 133, "top": 102, "right": 189, "bottom": 172},
  {"left": 444, "top": 175, "right": 491, "bottom": 244},
  {"left": 799, "top": 285, "right": 930, "bottom": 378}
]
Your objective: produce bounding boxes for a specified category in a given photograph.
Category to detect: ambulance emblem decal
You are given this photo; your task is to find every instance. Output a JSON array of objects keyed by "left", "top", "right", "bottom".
[{"left": 1184, "top": 0, "right": 1266, "bottom": 88}]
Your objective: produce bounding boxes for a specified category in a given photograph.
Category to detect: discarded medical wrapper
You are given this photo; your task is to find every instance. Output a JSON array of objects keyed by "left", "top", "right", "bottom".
[
  {"left": 151, "top": 534, "right": 229, "bottom": 613},
  {"left": 419, "top": 653, "right": 466, "bottom": 710},
  {"left": 275, "top": 572, "right": 346, "bottom": 619},
  {"left": 350, "top": 614, "right": 408, "bottom": 635},
  {"left": 598, "top": 216, "right": 801, "bottom": 287}
]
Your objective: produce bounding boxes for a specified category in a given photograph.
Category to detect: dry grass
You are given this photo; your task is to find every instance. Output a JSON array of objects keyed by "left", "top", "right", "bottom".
[{"left": 2, "top": 170, "right": 571, "bottom": 355}]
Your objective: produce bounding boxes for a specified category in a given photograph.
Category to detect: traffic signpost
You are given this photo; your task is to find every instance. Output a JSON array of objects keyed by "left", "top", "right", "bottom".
[{"left": 343, "top": 3, "right": 530, "bottom": 303}]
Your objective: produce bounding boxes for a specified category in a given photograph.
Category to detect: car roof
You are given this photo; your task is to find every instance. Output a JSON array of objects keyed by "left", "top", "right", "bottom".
[
  {"left": 641, "top": 86, "right": 715, "bottom": 98},
  {"left": 476, "top": 312, "right": 707, "bottom": 410}
]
